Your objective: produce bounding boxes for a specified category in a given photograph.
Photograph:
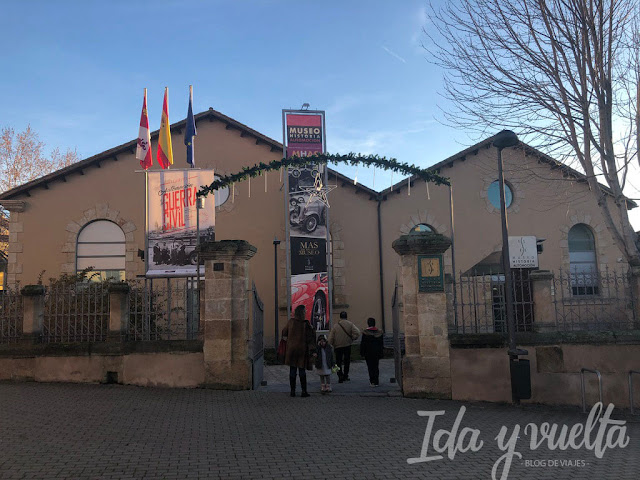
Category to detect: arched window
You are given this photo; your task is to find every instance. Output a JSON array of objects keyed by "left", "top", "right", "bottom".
[
  {"left": 568, "top": 224, "right": 598, "bottom": 295},
  {"left": 76, "top": 220, "right": 126, "bottom": 282},
  {"left": 411, "top": 223, "right": 436, "bottom": 233}
]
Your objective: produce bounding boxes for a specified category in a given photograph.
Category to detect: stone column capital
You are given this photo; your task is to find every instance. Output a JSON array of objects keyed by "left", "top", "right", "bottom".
[
  {"left": 529, "top": 270, "right": 554, "bottom": 281},
  {"left": 198, "top": 240, "right": 257, "bottom": 261},
  {"left": 392, "top": 232, "right": 452, "bottom": 256},
  {"left": 0, "top": 200, "right": 27, "bottom": 212}
]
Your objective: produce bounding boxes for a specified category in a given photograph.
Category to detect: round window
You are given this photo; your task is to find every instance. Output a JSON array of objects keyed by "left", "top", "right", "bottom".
[
  {"left": 214, "top": 175, "right": 230, "bottom": 208},
  {"left": 487, "top": 181, "right": 513, "bottom": 209}
]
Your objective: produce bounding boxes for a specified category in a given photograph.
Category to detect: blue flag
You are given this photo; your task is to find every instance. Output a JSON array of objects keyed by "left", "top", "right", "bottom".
[{"left": 184, "top": 85, "right": 197, "bottom": 166}]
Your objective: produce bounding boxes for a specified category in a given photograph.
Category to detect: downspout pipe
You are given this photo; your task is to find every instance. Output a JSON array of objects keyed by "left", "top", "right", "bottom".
[{"left": 377, "top": 196, "right": 386, "bottom": 333}]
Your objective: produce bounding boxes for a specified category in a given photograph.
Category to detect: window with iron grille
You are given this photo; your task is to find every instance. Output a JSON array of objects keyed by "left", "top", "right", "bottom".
[{"left": 568, "top": 224, "right": 598, "bottom": 295}]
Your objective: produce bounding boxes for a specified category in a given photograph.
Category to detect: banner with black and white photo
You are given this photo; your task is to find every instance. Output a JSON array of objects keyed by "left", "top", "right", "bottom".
[
  {"left": 146, "top": 169, "right": 215, "bottom": 277},
  {"left": 284, "top": 111, "right": 331, "bottom": 331}
]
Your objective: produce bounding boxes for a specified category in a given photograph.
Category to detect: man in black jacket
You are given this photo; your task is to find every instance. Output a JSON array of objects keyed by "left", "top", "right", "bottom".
[{"left": 360, "top": 317, "right": 384, "bottom": 386}]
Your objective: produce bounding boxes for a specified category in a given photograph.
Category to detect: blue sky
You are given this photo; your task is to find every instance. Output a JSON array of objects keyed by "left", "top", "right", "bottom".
[{"left": 2, "top": 0, "right": 639, "bottom": 227}]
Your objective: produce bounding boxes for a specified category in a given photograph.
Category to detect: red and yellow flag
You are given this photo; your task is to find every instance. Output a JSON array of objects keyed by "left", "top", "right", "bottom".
[
  {"left": 135, "top": 88, "right": 153, "bottom": 169},
  {"left": 157, "top": 87, "right": 173, "bottom": 169}
]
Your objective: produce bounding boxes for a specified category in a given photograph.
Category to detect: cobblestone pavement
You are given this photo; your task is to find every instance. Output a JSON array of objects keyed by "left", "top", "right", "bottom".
[
  {"left": 0, "top": 381, "right": 638, "bottom": 480},
  {"left": 261, "top": 358, "right": 401, "bottom": 395}
]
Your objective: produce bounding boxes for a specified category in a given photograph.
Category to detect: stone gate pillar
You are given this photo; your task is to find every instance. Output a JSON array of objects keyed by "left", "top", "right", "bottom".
[
  {"left": 199, "top": 240, "right": 257, "bottom": 389},
  {"left": 392, "top": 232, "right": 452, "bottom": 398}
]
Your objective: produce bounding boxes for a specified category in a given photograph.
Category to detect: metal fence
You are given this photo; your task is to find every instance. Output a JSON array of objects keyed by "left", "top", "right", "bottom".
[
  {"left": 42, "top": 282, "right": 110, "bottom": 343},
  {"left": 128, "top": 277, "right": 200, "bottom": 341},
  {"left": 452, "top": 267, "right": 638, "bottom": 334},
  {"left": 0, "top": 287, "right": 23, "bottom": 344},
  {"left": 451, "top": 269, "right": 534, "bottom": 334},
  {"left": 250, "top": 283, "right": 264, "bottom": 390},
  {"left": 552, "top": 268, "right": 636, "bottom": 331}
]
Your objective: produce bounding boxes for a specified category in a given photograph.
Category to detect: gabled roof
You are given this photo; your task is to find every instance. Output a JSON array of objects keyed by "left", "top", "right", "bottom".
[
  {"left": 0, "top": 108, "right": 378, "bottom": 200},
  {"left": 380, "top": 134, "right": 636, "bottom": 209},
  {"left": 1, "top": 111, "right": 631, "bottom": 209}
]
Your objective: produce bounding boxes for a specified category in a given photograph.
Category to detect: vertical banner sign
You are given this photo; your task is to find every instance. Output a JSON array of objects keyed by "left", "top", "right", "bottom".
[
  {"left": 146, "top": 169, "right": 215, "bottom": 277},
  {"left": 284, "top": 111, "right": 331, "bottom": 331}
]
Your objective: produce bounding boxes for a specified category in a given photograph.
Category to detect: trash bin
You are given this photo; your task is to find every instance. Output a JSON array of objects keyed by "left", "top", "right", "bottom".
[{"left": 510, "top": 358, "right": 531, "bottom": 400}]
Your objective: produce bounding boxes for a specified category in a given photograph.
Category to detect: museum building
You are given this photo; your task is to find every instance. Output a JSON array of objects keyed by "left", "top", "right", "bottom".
[{"left": 0, "top": 108, "right": 633, "bottom": 346}]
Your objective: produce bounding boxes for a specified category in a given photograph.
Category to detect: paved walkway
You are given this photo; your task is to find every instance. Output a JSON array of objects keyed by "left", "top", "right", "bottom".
[
  {"left": 261, "top": 358, "right": 401, "bottom": 395},
  {"left": 0, "top": 380, "right": 638, "bottom": 479}
]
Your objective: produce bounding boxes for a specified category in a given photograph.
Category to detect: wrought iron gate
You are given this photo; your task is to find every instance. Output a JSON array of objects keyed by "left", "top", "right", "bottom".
[
  {"left": 452, "top": 269, "right": 534, "bottom": 334},
  {"left": 128, "top": 277, "right": 200, "bottom": 341},
  {"left": 391, "top": 278, "right": 402, "bottom": 391},
  {"left": 251, "top": 283, "right": 265, "bottom": 390}
]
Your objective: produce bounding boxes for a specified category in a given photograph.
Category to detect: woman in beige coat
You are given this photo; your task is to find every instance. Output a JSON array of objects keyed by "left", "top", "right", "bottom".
[{"left": 282, "top": 305, "right": 316, "bottom": 397}]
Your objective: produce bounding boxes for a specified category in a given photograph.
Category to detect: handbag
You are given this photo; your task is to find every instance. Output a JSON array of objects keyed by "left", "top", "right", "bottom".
[{"left": 277, "top": 338, "right": 287, "bottom": 359}]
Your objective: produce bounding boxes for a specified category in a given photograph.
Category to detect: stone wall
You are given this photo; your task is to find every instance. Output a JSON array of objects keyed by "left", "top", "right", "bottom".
[
  {"left": 0, "top": 239, "right": 259, "bottom": 391},
  {"left": 0, "top": 345, "right": 204, "bottom": 388},
  {"left": 450, "top": 334, "right": 640, "bottom": 408}
]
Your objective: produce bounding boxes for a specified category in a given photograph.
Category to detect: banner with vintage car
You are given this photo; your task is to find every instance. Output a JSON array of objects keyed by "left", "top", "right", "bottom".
[
  {"left": 146, "top": 169, "right": 215, "bottom": 277},
  {"left": 284, "top": 111, "right": 331, "bottom": 330}
]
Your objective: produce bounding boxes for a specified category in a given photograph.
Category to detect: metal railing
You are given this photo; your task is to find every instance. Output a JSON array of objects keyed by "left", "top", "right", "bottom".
[
  {"left": 42, "top": 282, "right": 109, "bottom": 343},
  {"left": 128, "top": 277, "right": 199, "bottom": 341},
  {"left": 451, "top": 269, "right": 534, "bottom": 334},
  {"left": 0, "top": 287, "right": 23, "bottom": 344},
  {"left": 630, "top": 370, "right": 640, "bottom": 415},
  {"left": 553, "top": 268, "right": 636, "bottom": 331},
  {"left": 580, "top": 367, "right": 603, "bottom": 413},
  {"left": 250, "top": 283, "right": 264, "bottom": 390}
]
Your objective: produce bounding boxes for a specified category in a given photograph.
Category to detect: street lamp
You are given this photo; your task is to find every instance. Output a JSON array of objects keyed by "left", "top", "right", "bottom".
[
  {"left": 493, "top": 130, "right": 528, "bottom": 403},
  {"left": 273, "top": 236, "right": 281, "bottom": 350}
]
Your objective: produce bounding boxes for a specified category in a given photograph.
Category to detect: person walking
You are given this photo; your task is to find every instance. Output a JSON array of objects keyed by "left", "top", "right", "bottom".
[
  {"left": 328, "top": 311, "right": 360, "bottom": 383},
  {"left": 282, "top": 305, "right": 316, "bottom": 397},
  {"left": 360, "top": 317, "right": 384, "bottom": 387}
]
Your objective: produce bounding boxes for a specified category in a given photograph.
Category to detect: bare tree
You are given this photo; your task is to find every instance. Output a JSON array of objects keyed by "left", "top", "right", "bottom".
[
  {"left": 427, "top": 0, "right": 640, "bottom": 264},
  {"left": 0, "top": 125, "right": 78, "bottom": 253},
  {"left": 1, "top": 125, "right": 78, "bottom": 192}
]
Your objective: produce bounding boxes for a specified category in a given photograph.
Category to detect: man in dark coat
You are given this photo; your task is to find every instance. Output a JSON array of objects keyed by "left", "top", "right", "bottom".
[
  {"left": 282, "top": 305, "right": 316, "bottom": 397},
  {"left": 153, "top": 244, "right": 161, "bottom": 265},
  {"left": 360, "top": 317, "right": 384, "bottom": 386}
]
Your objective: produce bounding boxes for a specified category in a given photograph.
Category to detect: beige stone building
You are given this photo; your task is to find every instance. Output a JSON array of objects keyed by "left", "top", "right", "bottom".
[{"left": 0, "top": 108, "right": 633, "bottom": 345}]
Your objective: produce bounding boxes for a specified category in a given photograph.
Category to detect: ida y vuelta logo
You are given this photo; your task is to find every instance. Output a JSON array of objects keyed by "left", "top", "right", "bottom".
[{"left": 407, "top": 403, "right": 629, "bottom": 480}]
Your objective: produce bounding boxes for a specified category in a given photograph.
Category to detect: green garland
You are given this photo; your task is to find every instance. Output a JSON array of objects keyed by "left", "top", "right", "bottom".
[{"left": 198, "top": 152, "right": 450, "bottom": 197}]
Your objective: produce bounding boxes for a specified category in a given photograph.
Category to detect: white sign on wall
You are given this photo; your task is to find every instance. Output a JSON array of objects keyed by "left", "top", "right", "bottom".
[{"left": 508, "top": 236, "right": 538, "bottom": 268}]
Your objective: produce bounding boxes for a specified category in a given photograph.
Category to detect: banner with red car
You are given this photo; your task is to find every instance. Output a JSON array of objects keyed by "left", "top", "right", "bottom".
[{"left": 284, "top": 111, "right": 330, "bottom": 330}]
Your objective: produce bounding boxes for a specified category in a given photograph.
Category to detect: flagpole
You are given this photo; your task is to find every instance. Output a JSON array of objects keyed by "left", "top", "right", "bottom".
[{"left": 190, "top": 85, "right": 195, "bottom": 169}]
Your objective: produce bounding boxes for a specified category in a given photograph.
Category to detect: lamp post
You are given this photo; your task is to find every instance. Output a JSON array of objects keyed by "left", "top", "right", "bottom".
[
  {"left": 493, "top": 130, "right": 528, "bottom": 403},
  {"left": 273, "top": 236, "right": 281, "bottom": 350}
]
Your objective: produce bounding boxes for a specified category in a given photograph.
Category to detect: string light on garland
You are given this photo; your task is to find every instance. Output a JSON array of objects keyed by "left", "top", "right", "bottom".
[
  {"left": 408, "top": 178, "right": 411, "bottom": 196},
  {"left": 426, "top": 180, "right": 430, "bottom": 200}
]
